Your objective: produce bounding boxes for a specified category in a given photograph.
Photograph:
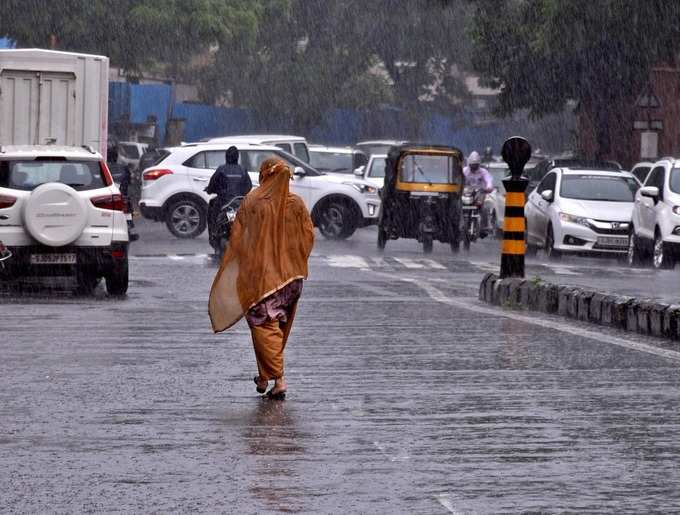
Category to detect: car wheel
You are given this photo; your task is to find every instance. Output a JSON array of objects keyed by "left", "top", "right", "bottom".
[
  {"left": 627, "top": 228, "right": 647, "bottom": 268},
  {"left": 653, "top": 230, "right": 674, "bottom": 270},
  {"left": 377, "top": 226, "right": 387, "bottom": 250},
  {"left": 319, "top": 201, "right": 355, "bottom": 240},
  {"left": 423, "top": 234, "right": 433, "bottom": 254},
  {"left": 545, "top": 225, "right": 561, "bottom": 261},
  {"left": 75, "top": 270, "right": 98, "bottom": 295},
  {"left": 165, "top": 198, "right": 206, "bottom": 239},
  {"left": 106, "top": 259, "right": 129, "bottom": 296}
]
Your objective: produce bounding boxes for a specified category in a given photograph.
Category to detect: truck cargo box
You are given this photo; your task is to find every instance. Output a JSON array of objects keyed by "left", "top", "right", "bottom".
[{"left": 0, "top": 49, "right": 109, "bottom": 158}]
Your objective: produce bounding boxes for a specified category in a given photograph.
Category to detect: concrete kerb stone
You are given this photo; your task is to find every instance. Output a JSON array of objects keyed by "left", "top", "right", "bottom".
[
  {"left": 567, "top": 288, "right": 582, "bottom": 319},
  {"left": 536, "top": 282, "right": 559, "bottom": 314},
  {"left": 558, "top": 286, "right": 576, "bottom": 317},
  {"left": 519, "top": 279, "right": 541, "bottom": 309},
  {"left": 589, "top": 292, "right": 606, "bottom": 324},
  {"left": 479, "top": 273, "right": 495, "bottom": 301},
  {"left": 485, "top": 274, "right": 498, "bottom": 304},
  {"left": 664, "top": 305, "right": 680, "bottom": 340},
  {"left": 649, "top": 302, "right": 670, "bottom": 338},
  {"left": 577, "top": 290, "right": 595, "bottom": 322},
  {"left": 476, "top": 275, "right": 673, "bottom": 341},
  {"left": 626, "top": 299, "right": 641, "bottom": 332},
  {"left": 635, "top": 300, "right": 655, "bottom": 335}
]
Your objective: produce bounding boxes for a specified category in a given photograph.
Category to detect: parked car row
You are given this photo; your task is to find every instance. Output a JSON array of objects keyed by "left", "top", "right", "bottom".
[{"left": 139, "top": 140, "right": 381, "bottom": 240}]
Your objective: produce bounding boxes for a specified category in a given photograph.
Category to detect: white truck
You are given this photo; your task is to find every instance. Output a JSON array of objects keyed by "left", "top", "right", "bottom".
[{"left": 0, "top": 48, "right": 109, "bottom": 158}]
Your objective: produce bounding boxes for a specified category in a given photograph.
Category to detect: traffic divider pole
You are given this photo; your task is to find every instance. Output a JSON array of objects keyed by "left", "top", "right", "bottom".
[{"left": 499, "top": 137, "right": 532, "bottom": 279}]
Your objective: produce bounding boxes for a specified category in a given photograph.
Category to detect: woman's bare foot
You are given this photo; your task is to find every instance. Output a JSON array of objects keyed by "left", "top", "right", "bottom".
[{"left": 266, "top": 377, "right": 287, "bottom": 399}]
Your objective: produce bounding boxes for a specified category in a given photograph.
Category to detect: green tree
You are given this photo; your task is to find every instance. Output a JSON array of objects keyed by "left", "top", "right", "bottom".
[
  {"left": 469, "top": 0, "right": 680, "bottom": 159},
  {"left": 0, "top": 0, "right": 259, "bottom": 79},
  {"left": 206, "top": 0, "right": 472, "bottom": 135}
]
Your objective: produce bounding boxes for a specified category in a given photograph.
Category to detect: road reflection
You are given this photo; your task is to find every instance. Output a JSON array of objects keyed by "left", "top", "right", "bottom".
[{"left": 243, "top": 399, "right": 306, "bottom": 513}]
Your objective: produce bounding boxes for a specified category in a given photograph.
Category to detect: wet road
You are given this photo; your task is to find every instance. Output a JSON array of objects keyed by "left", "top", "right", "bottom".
[{"left": 2, "top": 221, "right": 680, "bottom": 513}]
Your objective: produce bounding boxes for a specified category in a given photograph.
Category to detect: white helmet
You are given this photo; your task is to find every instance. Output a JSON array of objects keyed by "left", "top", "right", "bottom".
[{"left": 468, "top": 151, "right": 481, "bottom": 165}]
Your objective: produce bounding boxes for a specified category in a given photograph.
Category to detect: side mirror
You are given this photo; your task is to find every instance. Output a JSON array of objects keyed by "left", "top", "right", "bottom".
[
  {"left": 293, "top": 166, "right": 306, "bottom": 177},
  {"left": 541, "top": 189, "right": 554, "bottom": 202},
  {"left": 640, "top": 186, "right": 659, "bottom": 199},
  {"left": 354, "top": 166, "right": 365, "bottom": 177}
]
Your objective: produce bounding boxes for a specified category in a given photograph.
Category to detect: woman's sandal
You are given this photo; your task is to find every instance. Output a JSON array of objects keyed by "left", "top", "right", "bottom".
[
  {"left": 265, "top": 388, "right": 286, "bottom": 401},
  {"left": 253, "top": 376, "right": 267, "bottom": 394}
]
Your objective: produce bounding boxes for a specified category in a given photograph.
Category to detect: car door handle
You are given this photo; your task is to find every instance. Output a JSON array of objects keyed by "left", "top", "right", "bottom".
[
  {"left": 192, "top": 177, "right": 209, "bottom": 182},
  {"left": 0, "top": 215, "right": 8, "bottom": 220}
]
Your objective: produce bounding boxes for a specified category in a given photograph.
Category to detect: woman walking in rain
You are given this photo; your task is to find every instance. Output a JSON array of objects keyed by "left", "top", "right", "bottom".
[{"left": 209, "top": 158, "right": 314, "bottom": 400}]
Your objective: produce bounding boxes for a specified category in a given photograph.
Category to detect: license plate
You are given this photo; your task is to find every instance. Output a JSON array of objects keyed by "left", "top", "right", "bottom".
[
  {"left": 30, "top": 253, "right": 77, "bottom": 265},
  {"left": 597, "top": 236, "right": 628, "bottom": 248}
]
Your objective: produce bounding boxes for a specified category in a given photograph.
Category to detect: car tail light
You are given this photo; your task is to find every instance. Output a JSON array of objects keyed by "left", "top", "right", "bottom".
[
  {"left": 143, "top": 169, "right": 173, "bottom": 181},
  {"left": 0, "top": 195, "right": 16, "bottom": 209},
  {"left": 111, "top": 248, "right": 126, "bottom": 259},
  {"left": 99, "top": 161, "right": 114, "bottom": 186},
  {"left": 91, "top": 194, "right": 125, "bottom": 211}
]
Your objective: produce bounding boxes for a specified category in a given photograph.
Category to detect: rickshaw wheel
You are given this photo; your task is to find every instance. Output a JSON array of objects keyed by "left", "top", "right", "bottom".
[
  {"left": 423, "top": 234, "right": 433, "bottom": 254},
  {"left": 463, "top": 233, "right": 471, "bottom": 251},
  {"left": 377, "top": 226, "right": 387, "bottom": 250}
]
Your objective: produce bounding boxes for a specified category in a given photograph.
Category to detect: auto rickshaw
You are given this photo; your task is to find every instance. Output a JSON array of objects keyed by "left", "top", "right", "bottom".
[{"left": 377, "top": 144, "right": 465, "bottom": 254}]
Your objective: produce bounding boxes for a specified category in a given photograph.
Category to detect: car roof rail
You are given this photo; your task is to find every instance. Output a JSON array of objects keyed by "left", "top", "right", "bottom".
[{"left": 82, "top": 145, "right": 96, "bottom": 154}]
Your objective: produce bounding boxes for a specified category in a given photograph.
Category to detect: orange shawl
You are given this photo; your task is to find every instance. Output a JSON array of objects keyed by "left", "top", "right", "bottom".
[{"left": 208, "top": 160, "right": 315, "bottom": 333}]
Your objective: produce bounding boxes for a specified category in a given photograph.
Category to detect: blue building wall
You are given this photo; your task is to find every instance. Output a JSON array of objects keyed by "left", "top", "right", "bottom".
[{"left": 108, "top": 81, "right": 574, "bottom": 154}]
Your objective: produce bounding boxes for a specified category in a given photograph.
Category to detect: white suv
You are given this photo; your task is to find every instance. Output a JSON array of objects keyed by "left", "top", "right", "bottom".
[
  {"left": 629, "top": 158, "right": 680, "bottom": 269},
  {"left": 139, "top": 143, "right": 380, "bottom": 240},
  {"left": 0, "top": 145, "right": 130, "bottom": 294}
]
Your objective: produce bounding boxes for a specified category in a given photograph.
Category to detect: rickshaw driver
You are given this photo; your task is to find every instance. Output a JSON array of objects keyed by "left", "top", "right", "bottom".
[{"left": 463, "top": 150, "right": 495, "bottom": 237}]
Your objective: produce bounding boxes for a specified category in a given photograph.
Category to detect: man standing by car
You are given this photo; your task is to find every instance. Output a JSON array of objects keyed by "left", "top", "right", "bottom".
[
  {"left": 205, "top": 146, "right": 252, "bottom": 253},
  {"left": 463, "top": 150, "right": 495, "bottom": 238}
]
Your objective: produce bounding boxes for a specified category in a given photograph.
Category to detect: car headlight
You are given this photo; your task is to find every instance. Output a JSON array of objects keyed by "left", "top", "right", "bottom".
[
  {"left": 343, "top": 181, "right": 378, "bottom": 195},
  {"left": 559, "top": 212, "right": 590, "bottom": 226}
]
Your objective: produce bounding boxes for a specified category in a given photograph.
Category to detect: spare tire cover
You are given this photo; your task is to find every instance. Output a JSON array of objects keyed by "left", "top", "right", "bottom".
[{"left": 24, "top": 183, "right": 88, "bottom": 247}]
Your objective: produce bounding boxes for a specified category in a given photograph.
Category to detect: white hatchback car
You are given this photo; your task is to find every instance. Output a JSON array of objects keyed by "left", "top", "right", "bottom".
[
  {"left": 355, "top": 153, "right": 387, "bottom": 189},
  {"left": 526, "top": 168, "right": 639, "bottom": 259},
  {"left": 629, "top": 158, "right": 680, "bottom": 269},
  {"left": 139, "top": 143, "right": 380, "bottom": 240},
  {"left": 0, "top": 145, "right": 130, "bottom": 294}
]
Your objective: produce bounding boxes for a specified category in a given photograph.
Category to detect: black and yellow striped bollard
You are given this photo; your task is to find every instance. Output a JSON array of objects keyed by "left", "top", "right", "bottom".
[{"left": 500, "top": 137, "right": 532, "bottom": 279}]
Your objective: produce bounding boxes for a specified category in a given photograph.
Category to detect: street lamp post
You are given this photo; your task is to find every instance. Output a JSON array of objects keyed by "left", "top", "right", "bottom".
[{"left": 500, "top": 137, "right": 532, "bottom": 279}]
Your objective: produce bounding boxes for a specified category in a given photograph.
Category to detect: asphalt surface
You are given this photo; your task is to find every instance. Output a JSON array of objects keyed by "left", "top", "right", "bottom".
[{"left": 2, "top": 220, "right": 680, "bottom": 513}]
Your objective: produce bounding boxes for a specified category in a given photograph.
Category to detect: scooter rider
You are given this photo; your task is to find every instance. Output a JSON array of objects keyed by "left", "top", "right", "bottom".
[
  {"left": 205, "top": 146, "right": 252, "bottom": 250},
  {"left": 463, "top": 151, "right": 494, "bottom": 237}
]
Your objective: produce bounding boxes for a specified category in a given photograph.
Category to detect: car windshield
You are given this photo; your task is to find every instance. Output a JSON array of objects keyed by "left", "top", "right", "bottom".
[
  {"left": 0, "top": 159, "right": 107, "bottom": 191},
  {"left": 309, "top": 151, "right": 354, "bottom": 174},
  {"left": 559, "top": 175, "right": 639, "bottom": 202},
  {"left": 399, "top": 154, "right": 455, "bottom": 184},
  {"left": 669, "top": 168, "right": 680, "bottom": 194},
  {"left": 368, "top": 157, "right": 387, "bottom": 178},
  {"left": 119, "top": 144, "right": 140, "bottom": 159},
  {"left": 244, "top": 150, "right": 321, "bottom": 177}
]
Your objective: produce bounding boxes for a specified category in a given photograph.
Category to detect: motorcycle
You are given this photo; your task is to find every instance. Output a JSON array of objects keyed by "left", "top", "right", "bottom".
[
  {"left": 461, "top": 186, "right": 485, "bottom": 250},
  {"left": 210, "top": 196, "right": 243, "bottom": 258}
]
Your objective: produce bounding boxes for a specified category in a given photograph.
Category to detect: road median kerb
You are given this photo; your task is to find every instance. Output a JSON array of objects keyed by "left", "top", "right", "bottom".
[{"left": 478, "top": 274, "right": 678, "bottom": 341}]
